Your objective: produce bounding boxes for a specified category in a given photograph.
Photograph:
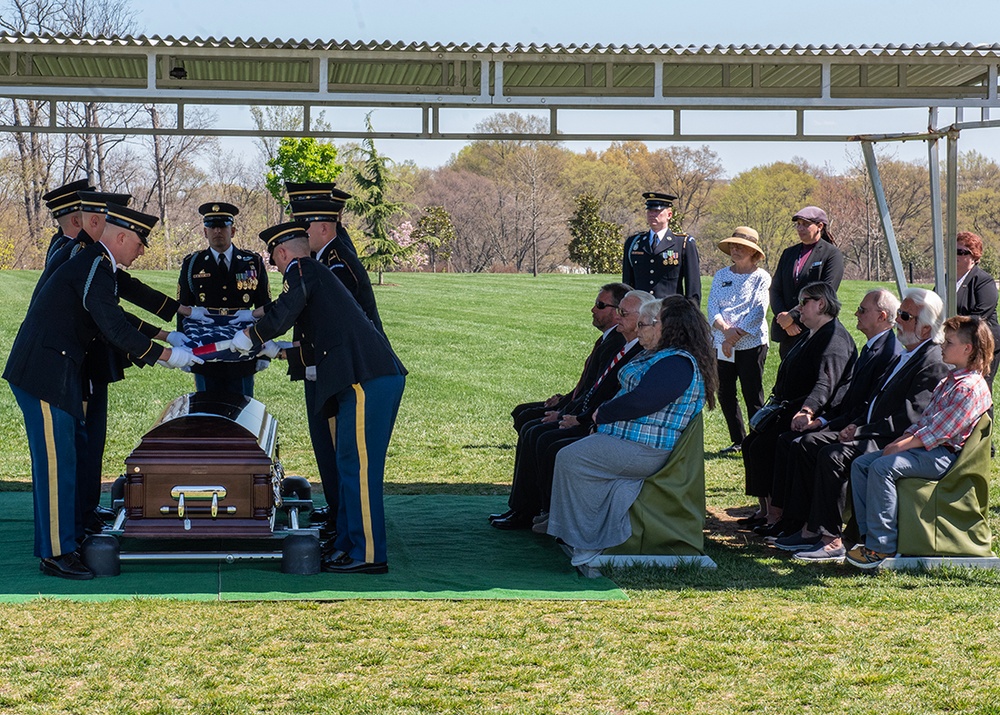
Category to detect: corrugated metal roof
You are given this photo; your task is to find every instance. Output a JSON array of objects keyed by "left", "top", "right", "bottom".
[{"left": 2, "top": 33, "right": 1000, "bottom": 57}]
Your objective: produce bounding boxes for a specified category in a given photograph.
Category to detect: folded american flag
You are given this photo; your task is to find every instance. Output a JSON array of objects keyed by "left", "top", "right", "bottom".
[{"left": 180, "top": 313, "right": 262, "bottom": 362}]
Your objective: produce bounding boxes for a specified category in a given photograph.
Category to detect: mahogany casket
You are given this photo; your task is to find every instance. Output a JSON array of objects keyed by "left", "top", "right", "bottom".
[{"left": 122, "top": 393, "right": 281, "bottom": 538}]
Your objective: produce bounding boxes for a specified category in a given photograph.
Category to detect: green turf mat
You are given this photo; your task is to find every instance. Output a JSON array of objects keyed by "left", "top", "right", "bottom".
[{"left": 0, "top": 493, "right": 626, "bottom": 602}]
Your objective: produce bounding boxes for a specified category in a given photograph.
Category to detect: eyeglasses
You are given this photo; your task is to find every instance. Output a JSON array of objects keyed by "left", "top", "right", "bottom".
[
  {"left": 897, "top": 309, "right": 916, "bottom": 323},
  {"left": 637, "top": 320, "right": 659, "bottom": 329},
  {"left": 594, "top": 300, "right": 619, "bottom": 310},
  {"left": 957, "top": 248, "right": 973, "bottom": 257},
  {"left": 616, "top": 307, "right": 636, "bottom": 317},
  {"left": 798, "top": 296, "right": 820, "bottom": 307},
  {"left": 855, "top": 306, "right": 867, "bottom": 314}
]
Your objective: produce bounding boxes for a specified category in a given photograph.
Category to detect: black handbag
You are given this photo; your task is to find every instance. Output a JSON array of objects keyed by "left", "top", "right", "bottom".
[{"left": 749, "top": 397, "right": 789, "bottom": 433}]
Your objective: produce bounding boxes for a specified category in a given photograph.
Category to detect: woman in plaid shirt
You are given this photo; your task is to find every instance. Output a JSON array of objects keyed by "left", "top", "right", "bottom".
[
  {"left": 545, "top": 295, "right": 718, "bottom": 567},
  {"left": 847, "top": 315, "right": 994, "bottom": 568}
]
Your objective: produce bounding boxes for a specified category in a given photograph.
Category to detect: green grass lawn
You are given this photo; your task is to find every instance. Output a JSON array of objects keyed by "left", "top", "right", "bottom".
[{"left": 1, "top": 271, "right": 999, "bottom": 714}]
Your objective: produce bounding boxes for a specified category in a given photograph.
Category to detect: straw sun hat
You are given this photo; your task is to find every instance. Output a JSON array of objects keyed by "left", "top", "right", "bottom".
[{"left": 717, "top": 226, "right": 764, "bottom": 259}]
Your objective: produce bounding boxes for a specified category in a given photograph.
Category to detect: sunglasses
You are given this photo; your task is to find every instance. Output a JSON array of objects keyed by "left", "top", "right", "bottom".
[
  {"left": 896, "top": 309, "right": 916, "bottom": 323},
  {"left": 957, "top": 248, "right": 973, "bottom": 256},
  {"left": 594, "top": 300, "right": 619, "bottom": 310},
  {"left": 798, "top": 296, "right": 820, "bottom": 307}
]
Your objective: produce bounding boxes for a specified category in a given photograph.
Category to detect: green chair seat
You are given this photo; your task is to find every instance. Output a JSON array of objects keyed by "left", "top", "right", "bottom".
[
  {"left": 896, "top": 414, "right": 994, "bottom": 557},
  {"left": 604, "top": 411, "right": 706, "bottom": 557}
]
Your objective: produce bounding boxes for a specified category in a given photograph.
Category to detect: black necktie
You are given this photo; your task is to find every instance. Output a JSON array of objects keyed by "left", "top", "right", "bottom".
[{"left": 218, "top": 254, "right": 228, "bottom": 279}]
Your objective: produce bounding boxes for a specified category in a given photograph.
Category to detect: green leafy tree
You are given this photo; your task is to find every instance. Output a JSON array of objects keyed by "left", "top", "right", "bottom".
[
  {"left": 347, "top": 115, "right": 411, "bottom": 284},
  {"left": 411, "top": 205, "right": 456, "bottom": 272},
  {"left": 264, "top": 137, "right": 342, "bottom": 208},
  {"left": 567, "top": 194, "right": 622, "bottom": 274}
]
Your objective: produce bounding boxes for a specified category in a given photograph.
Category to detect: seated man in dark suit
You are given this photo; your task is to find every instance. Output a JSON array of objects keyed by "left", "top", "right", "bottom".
[
  {"left": 510, "top": 282, "right": 631, "bottom": 433},
  {"left": 760, "top": 289, "right": 900, "bottom": 531},
  {"left": 493, "top": 290, "right": 653, "bottom": 530},
  {"left": 776, "top": 288, "right": 950, "bottom": 562}
]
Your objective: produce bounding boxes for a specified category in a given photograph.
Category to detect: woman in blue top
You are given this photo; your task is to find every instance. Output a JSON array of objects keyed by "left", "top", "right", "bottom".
[{"left": 546, "top": 295, "right": 718, "bottom": 566}]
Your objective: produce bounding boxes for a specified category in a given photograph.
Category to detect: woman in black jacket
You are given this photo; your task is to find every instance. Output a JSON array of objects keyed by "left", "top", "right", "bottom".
[
  {"left": 769, "top": 206, "right": 845, "bottom": 358},
  {"left": 742, "top": 281, "right": 857, "bottom": 533},
  {"left": 955, "top": 231, "right": 1000, "bottom": 383}
]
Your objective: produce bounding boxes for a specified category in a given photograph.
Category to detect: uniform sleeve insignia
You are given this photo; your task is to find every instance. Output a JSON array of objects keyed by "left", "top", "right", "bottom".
[{"left": 282, "top": 279, "right": 290, "bottom": 293}]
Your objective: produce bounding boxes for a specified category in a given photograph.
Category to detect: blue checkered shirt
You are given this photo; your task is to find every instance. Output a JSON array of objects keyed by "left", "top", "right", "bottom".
[{"left": 597, "top": 348, "right": 705, "bottom": 450}]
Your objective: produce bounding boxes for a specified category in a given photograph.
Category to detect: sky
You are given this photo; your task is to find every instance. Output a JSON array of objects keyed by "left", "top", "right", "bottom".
[{"left": 116, "top": 0, "right": 1000, "bottom": 176}]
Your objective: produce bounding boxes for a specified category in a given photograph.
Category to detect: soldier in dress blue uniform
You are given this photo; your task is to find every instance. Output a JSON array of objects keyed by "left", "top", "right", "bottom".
[
  {"left": 40, "top": 179, "right": 92, "bottom": 265},
  {"left": 622, "top": 191, "right": 701, "bottom": 305},
  {"left": 4, "top": 204, "right": 202, "bottom": 580},
  {"left": 231, "top": 222, "right": 406, "bottom": 574},
  {"left": 34, "top": 190, "right": 193, "bottom": 538},
  {"left": 177, "top": 202, "right": 272, "bottom": 396},
  {"left": 279, "top": 192, "right": 385, "bottom": 535}
]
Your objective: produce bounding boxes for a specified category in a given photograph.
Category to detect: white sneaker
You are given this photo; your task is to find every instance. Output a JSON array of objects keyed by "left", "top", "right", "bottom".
[{"left": 793, "top": 540, "right": 846, "bottom": 564}]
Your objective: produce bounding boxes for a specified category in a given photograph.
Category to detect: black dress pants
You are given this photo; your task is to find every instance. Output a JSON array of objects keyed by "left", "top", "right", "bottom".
[{"left": 717, "top": 344, "right": 767, "bottom": 445}]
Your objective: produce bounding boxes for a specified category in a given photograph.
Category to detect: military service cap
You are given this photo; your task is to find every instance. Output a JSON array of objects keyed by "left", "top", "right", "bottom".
[
  {"left": 260, "top": 221, "right": 310, "bottom": 255},
  {"left": 43, "top": 179, "right": 93, "bottom": 218},
  {"left": 105, "top": 203, "right": 158, "bottom": 246},
  {"left": 198, "top": 201, "right": 239, "bottom": 227},
  {"left": 643, "top": 192, "right": 676, "bottom": 210},
  {"left": 285, "top": 181, "right": 337, "bottom": 202},
  {"left": 288, "top": 199, "right": 343, "bottom": 224},
  {"left": 78, "top": 191, "right": 133, "bottom": 214}
]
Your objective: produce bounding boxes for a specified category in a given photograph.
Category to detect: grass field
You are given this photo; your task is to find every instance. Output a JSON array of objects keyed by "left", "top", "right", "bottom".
[{"left": 1, "top": 271, "right": 999, "bottom": 714}]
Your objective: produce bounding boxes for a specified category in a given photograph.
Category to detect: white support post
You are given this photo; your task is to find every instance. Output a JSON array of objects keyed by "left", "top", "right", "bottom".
[
  {"left": 928, "top": 137, "right": 946, "bottom": 302},
  {"left": 318, "top": 57, "right": 328, "bottom": 94},
  {"left": 654, "top": 61, "right": 663, "bottom": 99},
  {"left": 493, "top": 60, "right": 503, "bottom": 102},
  {"left": 146, "top": 52, "right": 157, "bottom": 90},
  {"left": 946, "top": 130, "right": 959, "bottom": 317},
  {"left": 862, "top": 141, "right": 908, "bottom": 296}
]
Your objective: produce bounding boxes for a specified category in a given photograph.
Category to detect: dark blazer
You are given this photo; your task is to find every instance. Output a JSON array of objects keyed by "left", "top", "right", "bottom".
[
  {"left": 568, "top": 340, "right": 645, "bottom": 423},
  {"left": 178, "top": 245, "right": 272, "bottom": 380},
  {"left": 772, "top": 318, "right": 857, "bottom": 416},
  {"left": 824, "top": 329, "right": 898, "bottom": 423},
  {"left": 249, "top": 257, "right": 405, "bottom": 417},
  {"left": 838, "top": 341, "right": 950, "bottom": 444},
  {"left": 44, "top": 229, "right": 71, "bottom": 266},
  {"left": 4, "top": 242, "right": 165, "bottom": 418},
  {"left": 956, "top": 264, "right": 1000, "bottom": 348},
  {"left": 32, "top": 230, "right": 178, "bottom": 386},
  {"left": 622, "top": 229, "right": 701, "bottom": 304},
  {"left": 769, "top": 239, "right": 844, "bottom": 344}
]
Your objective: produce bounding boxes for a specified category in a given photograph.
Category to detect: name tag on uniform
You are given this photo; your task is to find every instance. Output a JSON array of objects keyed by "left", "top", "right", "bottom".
[{"left": 194, "top": 271, "right": 211, "bottom": 279}]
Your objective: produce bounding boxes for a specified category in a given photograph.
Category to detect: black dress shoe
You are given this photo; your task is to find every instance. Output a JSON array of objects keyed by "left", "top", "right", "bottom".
[
  {"left": 736, "top": 515, "right": 767, "bottom": 529},
  {"left": 490, "top": 511, "right": 534, "bottom": 530},
  {"left": 40, "top": 552, "right": 94, "bottom": 580},
  {"left": 310, "top": 506, "right": 330, "bottom": 525},
  {"left": 319, "top": 524, "right": 337, "bottom": 542},
  {"left": 720, "top": 443, "right": 742, "bottom": 455},
  {"left": 321, "top": 539, "right": 344, "bottom": 558},
  {"left": 93, "top": 505, "right": 117, "bottom": 522},
  {"left": 488, "top": 508, "right": 516, "bottom": 523},
  {"left": 322, "top": 557, "right": 388, "bottom": 574}
]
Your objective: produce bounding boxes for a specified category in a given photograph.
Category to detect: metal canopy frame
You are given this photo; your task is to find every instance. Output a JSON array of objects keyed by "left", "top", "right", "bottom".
[{"left": 1, "top": 33, "right": 998, "bottom": 304}]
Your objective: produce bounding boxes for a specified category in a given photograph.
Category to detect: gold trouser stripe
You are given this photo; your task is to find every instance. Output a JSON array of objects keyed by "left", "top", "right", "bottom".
[
  {"left": 40, "top": 401, "right": 61, "bottom": 558},
  {"left": 327, "top": 416, "right": 337, "bottom": 448},
  {"left": 352, "top": 383, "right": 374, "bottom": 563}
]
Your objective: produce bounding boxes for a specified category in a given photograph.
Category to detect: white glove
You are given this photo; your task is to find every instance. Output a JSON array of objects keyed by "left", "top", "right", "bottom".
[
  {"left": 166, "top": 331, "right": 187, "bottom": 347},
  {"left": 229, "top": 330, "right": 253, "bottom": 356},
  {"left": 255, "top": 359, "right": 270, "bottom": 373},
  {"left": 234, "top": 309, "right": 256, "bottom": 323},
  {"left": 259, "top": 341, "right": 281, "bottom": 359},
  {"left": 276, "top": 341, "right": 294, "bottom": 351},
  {"left": 305, "top": 366, "right": 317, "bottom": 381},
  {"left": 162, "top": 347, "right": 204, "bottom": 369},
  {"left": 188, "top": 306, "right": 213, "bottom": 324}
]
